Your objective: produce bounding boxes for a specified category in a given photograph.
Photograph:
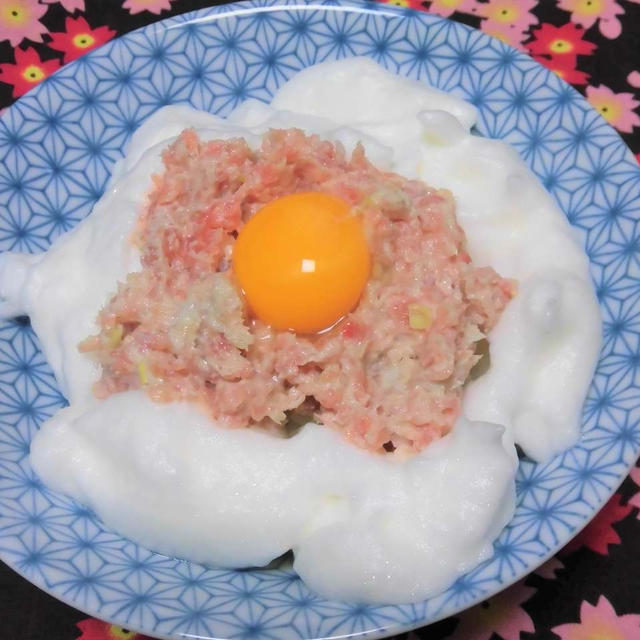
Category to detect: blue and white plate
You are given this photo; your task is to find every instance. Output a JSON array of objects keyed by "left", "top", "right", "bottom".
[{"left": 0, "top": 1, "right": 639, "bottom": 638}]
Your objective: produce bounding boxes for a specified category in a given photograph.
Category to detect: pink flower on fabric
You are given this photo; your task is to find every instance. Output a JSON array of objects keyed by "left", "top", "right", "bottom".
[
  {"left": 586, "top": 84, "right": 640, "bottom": 133},
  {"left": 480, "top": 21, "right": 531, "bottom": 50},
  {"left": 534, "top": 556, "right": 564, "bottom": 580},
  {"left": 556, "top": 0, "right": 625, "bottom": 39},
  {"left": 552, "top": 596, "right": 640, "bottom": 639},
  {"left": 629, "top": 464, "right": 640, "bottom": 510},
  {"left": 0, "top": 0, "right": 48, "bottom": 46},
  {"left": 424, "top": 0, "right": 480, "bottom": 18},
  {"left": 122, "top": 0, "right": 174, "bottom": 15},
  {"left": 452, "top": 581, "right": 536, "bottom": 640},
  {"left": 41, "top": 0, "right": 85, "bottom": 13},
  {"left": 471, "top": 0, "right": 538, "bottom": 50},
  {"left": 475, "top": 0, "right": 539, "bottom": 31},
  {"left": 628, "top": 71, "right": 640, "bottom": 89}
]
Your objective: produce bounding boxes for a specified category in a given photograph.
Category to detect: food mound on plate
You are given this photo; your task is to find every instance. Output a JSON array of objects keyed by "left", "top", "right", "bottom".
[
  {"left": 2, "top": 57, "right": 602, "bottom": 605},
  {"left": 79, "top": 128, "right": 515, "bottom": 455}
]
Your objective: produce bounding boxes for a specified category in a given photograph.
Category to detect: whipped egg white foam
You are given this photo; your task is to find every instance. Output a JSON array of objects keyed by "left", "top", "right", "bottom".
[{"left": 0, "top": 58, "right": 601, "bottom": 604}]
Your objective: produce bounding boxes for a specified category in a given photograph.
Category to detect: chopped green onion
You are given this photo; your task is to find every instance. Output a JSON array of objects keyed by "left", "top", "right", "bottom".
[{"left": 409, "top": 304, "right": 432, "bottom": 330}]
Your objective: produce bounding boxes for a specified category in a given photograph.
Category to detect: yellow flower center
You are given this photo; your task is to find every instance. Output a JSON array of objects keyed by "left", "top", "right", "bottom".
[
  {"left": 549, "top": 38, "right": 573, "bottom": 53},
  {"left": 109, "top": 626, "right": 138, "bottom": 640},
  {"left": 21, "top": 64, "right": 45, "bottom": 83},
  {"left": 387, "top": 0, "right": 409, "bottom": 6},
  {"left": 576, "top": 0, "right": 603, "bottom": 15},
  {"left": 591, "top": 98, "right": 622, "bottom": 125},
  {"left": 491, "top": 5, "right": 518, "bottom": 22},
  {"left": 2, "top": 4, "right": 27, "bottom": 25},
  {"left": 72, "top": 32, "right": 96, "bottom": 49},
  {"left": 436, "top": 0, "right": 461, "bottom": 7},
  {"left": 579, "top": 621, "right": 628, "bottom": 640}
]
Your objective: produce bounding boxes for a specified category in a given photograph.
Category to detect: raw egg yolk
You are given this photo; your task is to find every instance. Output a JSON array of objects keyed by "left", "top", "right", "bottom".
[{"left": 232, "top": 192, "right": 370, "bottom": 333}]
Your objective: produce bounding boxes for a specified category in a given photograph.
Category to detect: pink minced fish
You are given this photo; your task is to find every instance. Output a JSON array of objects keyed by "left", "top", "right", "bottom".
[{"left": 80, "top": 129, "right": 515, "bottom": 455}]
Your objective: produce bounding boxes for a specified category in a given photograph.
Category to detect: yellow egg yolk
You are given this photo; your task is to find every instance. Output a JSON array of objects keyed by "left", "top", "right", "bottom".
[{"left": 232, "top": 192, "right": 370, "bottom": 333}]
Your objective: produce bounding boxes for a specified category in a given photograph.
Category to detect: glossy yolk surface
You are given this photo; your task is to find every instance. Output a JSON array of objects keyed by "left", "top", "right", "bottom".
[{"left": 232, "top": 192, "right": 370, "bottom": 333}]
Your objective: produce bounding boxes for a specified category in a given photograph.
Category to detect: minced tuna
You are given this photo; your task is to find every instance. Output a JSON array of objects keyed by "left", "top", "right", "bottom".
[{"left": 79, "top": 128, "right": 515, "bottom": 455}]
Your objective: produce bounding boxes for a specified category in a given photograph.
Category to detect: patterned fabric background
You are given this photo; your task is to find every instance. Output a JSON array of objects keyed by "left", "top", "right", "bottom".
[{"left": 0, "top": 0, "right": 639, "bottom": 639}]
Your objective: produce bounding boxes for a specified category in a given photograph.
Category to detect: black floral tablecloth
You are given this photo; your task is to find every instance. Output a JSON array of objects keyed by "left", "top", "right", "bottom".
[{"left": 1, "top": 1, "right": 639, "bottom": 639}]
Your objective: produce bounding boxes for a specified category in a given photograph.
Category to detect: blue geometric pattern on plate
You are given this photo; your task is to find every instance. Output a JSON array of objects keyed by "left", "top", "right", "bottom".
[{"left": 0, "top": 1, "right": 639, "bottom": 638}]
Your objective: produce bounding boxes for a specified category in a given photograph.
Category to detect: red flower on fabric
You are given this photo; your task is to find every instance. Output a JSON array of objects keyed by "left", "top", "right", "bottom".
[
  {"left": 48, "top": 16, "right": 115, "bottom": 63},
  {"left": 531, "top": 54, "right": 590, "bottom": 85},
  {"left": 76, "top": 618, "right": 153, "bottom": 640},
  {"left": 527, "top": 22, "right": 596, "bottom": 57},
  {"left": 382, "top": 0, "right": 427, "bottom": 10},
  {"left": 562, "top": 493, "right": 631, "bottom": 555},
  {"left": 0, "top": 46, "right": 60, "bottom": 98}
]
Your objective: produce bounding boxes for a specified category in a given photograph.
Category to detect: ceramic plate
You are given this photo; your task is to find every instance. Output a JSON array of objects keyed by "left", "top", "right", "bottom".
[{"left": 0, "top": 1, "right": 639, "bottom": 638}]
